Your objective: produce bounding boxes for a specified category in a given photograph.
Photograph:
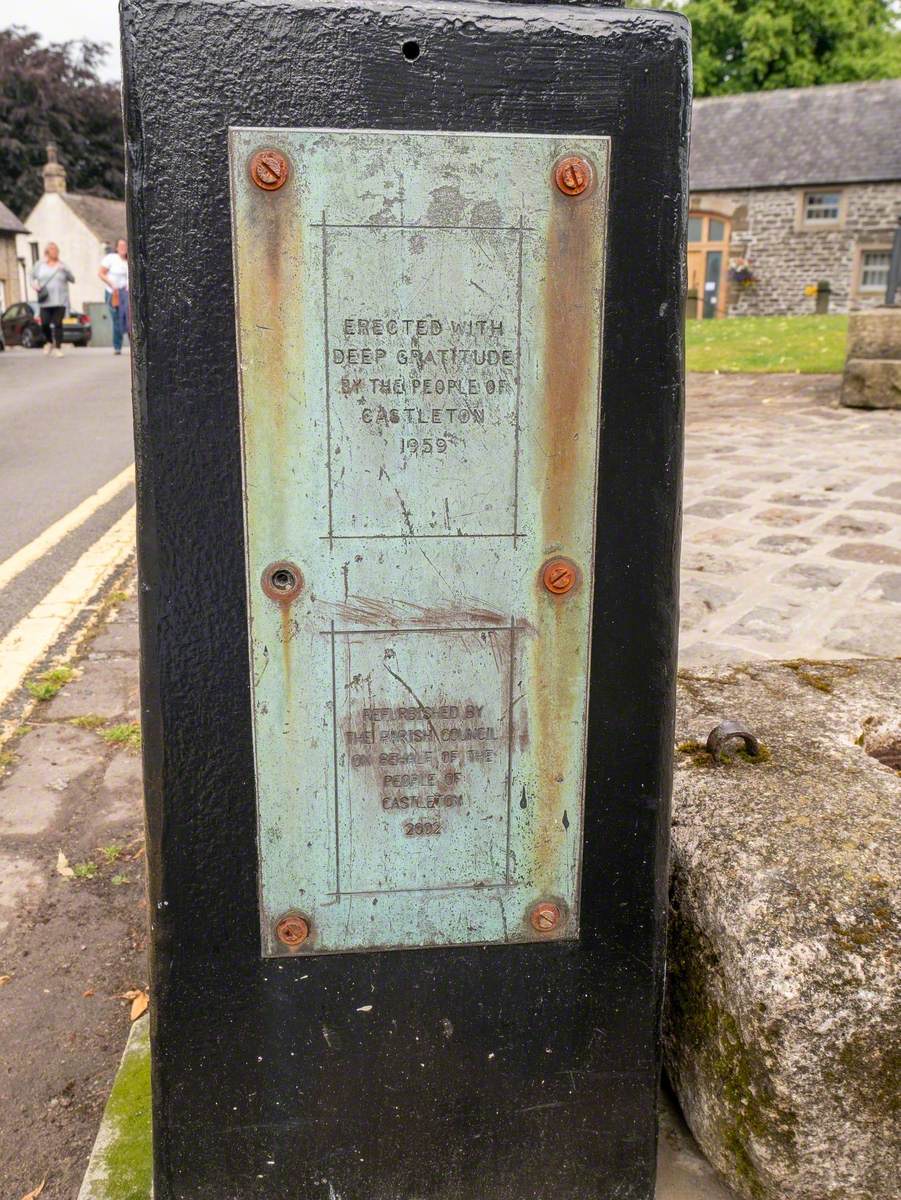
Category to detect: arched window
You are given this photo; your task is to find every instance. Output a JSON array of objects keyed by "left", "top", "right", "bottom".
[{"left": 687, "top": 213, "right": 731, "bottom": 319}]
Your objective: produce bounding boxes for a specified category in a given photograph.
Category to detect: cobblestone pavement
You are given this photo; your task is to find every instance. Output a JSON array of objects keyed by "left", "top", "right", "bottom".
[{"left": 680, "top": 373, "right": 901, "bottom": 667}]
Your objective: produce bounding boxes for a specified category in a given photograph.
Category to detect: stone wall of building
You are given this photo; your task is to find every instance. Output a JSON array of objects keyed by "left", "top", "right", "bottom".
[{"left": 690, "top": 182, "right": 901, "bottom": 317}]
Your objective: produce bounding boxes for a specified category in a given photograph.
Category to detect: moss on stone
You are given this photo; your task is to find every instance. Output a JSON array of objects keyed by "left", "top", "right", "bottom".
[
  {"left": 91, "top": 1017, "right": 152, "bottom": 1199},
  {"left": 782, "top": 659, "right": 860, "bottom": 696},
  {"left": 835, "top": 1032, "right": 901, "bottom": 1121},
  {"left": 666, "top": 914, "right": 798, "bottom": 1199},
  {"left": 736, "top": 742, "right": 772, "bottom": 765},
  {"left": 677, "top": 665, "right": 753, "bottom": 705},
  {"left": 676, "top": 739, "right": 716, "bottom": 767}
]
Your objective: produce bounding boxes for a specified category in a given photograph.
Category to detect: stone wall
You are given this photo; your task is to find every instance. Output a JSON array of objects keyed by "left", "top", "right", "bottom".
[{"left": 691, "top": 182, "right": 901, "bottom": 317}]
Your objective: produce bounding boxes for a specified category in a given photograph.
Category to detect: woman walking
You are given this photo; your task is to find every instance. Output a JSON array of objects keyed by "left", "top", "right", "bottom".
[
  {"left": 31, "top": 243, "right": 75, "bottom": 358},
  {"left": 98, "top": 238, "right": 130, "bottom": 355}
]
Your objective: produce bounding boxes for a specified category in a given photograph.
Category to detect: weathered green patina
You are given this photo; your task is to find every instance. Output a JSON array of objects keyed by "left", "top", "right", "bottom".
[{"left": 229, "top": 129, "right": 610, "bottom": 956}]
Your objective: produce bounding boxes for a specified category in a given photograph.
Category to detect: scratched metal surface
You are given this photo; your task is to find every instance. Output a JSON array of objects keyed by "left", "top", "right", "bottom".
[{"left": 230, "top": 128, "right": 609, "bottom": 955}]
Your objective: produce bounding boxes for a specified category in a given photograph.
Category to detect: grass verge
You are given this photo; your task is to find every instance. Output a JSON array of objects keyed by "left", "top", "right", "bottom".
[{"left": 686, "top": 314, "right": 847, "bottom": 374}]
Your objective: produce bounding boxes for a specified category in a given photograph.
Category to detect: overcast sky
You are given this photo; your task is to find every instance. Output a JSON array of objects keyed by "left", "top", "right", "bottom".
[{"left": 13, "top": 1, "right": 122, "bottom": 80}]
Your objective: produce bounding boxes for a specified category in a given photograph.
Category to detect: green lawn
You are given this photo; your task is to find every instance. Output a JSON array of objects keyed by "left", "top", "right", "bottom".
[{"left": 685, "top": 314, "right": 848, "bottom": 374}]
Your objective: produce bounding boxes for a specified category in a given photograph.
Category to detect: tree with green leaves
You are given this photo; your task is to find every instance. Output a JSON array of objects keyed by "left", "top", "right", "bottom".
[
  {"left": 674, "top": 0, "right": 901, "bottom": 96},
  {"left": 0, "top": 26, "right": 124, "bottom": 219}
]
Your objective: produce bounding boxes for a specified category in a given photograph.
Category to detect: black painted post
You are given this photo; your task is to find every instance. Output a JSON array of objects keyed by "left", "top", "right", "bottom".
[{"left": 122, "top": 2, "right": 690, "bottom": 1197}]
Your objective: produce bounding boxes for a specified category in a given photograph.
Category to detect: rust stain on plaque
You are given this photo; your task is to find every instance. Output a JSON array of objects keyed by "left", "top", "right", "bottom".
[
  {"left": 238, "top": 148, "right": 305, "bottom": 694},
  {"left": 531, "top": 173, "right": 601, "bottom": 888}
]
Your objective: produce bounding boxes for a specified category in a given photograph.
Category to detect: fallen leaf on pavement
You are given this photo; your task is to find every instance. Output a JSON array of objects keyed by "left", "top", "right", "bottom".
[
  {"left": 116, "top": 988, "right": 149, "bottom": 1019},
  {"left": 130, "top": 991, "right": 149, "bottom": 1020},
  {"left": 0, "top": 974, "right": 12, "bottom": 987},
  {"left": 83, "top": 989, "right": 95, "bottom": 998},
  {"left": 56, "top": 850, "right": 75, "bottom": 879},
  {"left": 20, "top": 1179, "right": 46, "bottom": 1200}
]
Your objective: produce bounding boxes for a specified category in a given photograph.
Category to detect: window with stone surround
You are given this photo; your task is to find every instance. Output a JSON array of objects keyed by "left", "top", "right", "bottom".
[
  {"left": 801, "top": 190, "right": 843, "bottom": 226},
  {"left": 857, "top": 249, "right": 892, "bottom": 294}
]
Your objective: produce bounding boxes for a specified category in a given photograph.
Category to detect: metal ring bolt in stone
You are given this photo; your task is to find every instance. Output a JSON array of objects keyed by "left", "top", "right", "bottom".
[{"left": 705, "top": 720, "right": 761, "bottom": 762}]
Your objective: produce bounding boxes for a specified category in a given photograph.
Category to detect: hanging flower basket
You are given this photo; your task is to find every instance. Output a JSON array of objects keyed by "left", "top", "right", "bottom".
[{"left": 728, "top": 260, "right": 757, "bottom": 289}]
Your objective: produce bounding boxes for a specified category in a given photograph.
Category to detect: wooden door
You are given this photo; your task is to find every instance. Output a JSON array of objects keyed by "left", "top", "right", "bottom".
[
  {"left": 687, "top": 214, "right": 731, "bottom": 318},
  {"left": 687, "top": 249, "right": 704, "bottom": 319}
]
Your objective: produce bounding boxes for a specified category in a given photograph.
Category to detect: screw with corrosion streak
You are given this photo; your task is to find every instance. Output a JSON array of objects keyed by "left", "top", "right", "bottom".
[
  {"left": 261, "top": 561, "right": 304, "bottom": 603},
  {"left": 530, "top": 902, "right": 562, "bottom": 933},
  {"left": 542, "top": 558, "right": 578, "bottom": 596},
  {"left": 275, "top": 913, "right": 310, "bottom": 948},
  {"left": 250, "top": 149, "right": 289, "bottom": 191},
  {"left": 554, "top": 155, "right": 592, "bottom": 197}
]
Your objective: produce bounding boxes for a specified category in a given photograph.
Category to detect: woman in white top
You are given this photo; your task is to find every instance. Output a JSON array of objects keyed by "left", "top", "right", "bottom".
[
  {"left": 99, "top": 238, "right": 130, "bottom": 355},
  {"left": 31, "top": 243, "right": 75, "bottom": 358}
]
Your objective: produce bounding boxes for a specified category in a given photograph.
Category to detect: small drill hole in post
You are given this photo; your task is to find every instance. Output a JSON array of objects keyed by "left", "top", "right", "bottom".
[{"left": 402, "top": 40, "right": 421, "bottom": 61}]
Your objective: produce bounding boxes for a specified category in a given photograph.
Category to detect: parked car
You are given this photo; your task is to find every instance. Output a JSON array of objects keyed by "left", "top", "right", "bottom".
[{"left": 0, "top": 302, "right": 92, "bottom": 349}]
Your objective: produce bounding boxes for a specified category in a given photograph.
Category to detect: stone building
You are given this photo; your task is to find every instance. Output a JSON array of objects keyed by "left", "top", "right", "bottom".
[
  {"left": 689, "top": 80, "right": 901, "bottom": 318},
  {"left": 0, "top": 200, "right": 28, "bottom": 311},
  {"left": 16, "top": 146, "right": 126, "bottom": 314}
]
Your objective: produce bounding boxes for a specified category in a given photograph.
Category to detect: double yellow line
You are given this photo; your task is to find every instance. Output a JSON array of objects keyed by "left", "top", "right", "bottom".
[{"left": 0, "top": 465, "right": 136, "bottom": 712}]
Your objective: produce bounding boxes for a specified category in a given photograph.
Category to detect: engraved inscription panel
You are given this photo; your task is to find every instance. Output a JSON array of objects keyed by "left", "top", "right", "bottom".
[
  {"left": 230, "top": 129, "right": 610, "bottom": 955},
  {"left": 336, "top": 629, "right": 513, "bottom": 894},
  {"left": 326, "top": 230, "right": 521, "bottom": 539}
]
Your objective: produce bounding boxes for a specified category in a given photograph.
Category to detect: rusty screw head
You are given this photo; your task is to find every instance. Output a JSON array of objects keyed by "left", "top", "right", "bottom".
[
  {"left": 542, "top": 558, "right": 578, "bottom": 596},
  {"left": 250, "top": 149, "right": 289, "bottom": 191},
  {"left": 530, "top": 902, "right": 562, "bottom": 934},
  {"left": 275, "top": 913, "right": 310, "bottom": 948},
  {"left": 554, "top": 155, "right": 592, "bottom": 197},
  {"left": 262, "top": 561, "right": 304, "bottom": 603}
]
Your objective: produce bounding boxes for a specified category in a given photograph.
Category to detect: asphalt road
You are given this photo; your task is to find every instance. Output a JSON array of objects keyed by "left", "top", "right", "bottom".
[{"left": 0, "top": 346, "right": 135, "bottom": 641}]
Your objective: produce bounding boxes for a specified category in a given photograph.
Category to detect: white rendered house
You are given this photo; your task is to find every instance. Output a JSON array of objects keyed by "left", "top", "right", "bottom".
[{"left": 16, "top": 146, "right": 126, "bottom": 314}]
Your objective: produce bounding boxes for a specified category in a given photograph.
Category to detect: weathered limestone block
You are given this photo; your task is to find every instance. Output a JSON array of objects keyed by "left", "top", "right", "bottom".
[
  {"left": 665, "top": 659, "right": 900, "bottom": 1200},
  {"left": 841, "top": 358, "right": 901, "bottom": 410},
  {"left": 845, "top": 307, "right": 901, "bottom": 360}
]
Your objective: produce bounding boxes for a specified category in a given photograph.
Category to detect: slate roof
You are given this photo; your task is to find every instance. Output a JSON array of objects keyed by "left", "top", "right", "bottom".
[
  {"left": 690, "top": 80, "right": 901, "bottom": 191},
  {"left": 0, "top": 199, "right": 27, "bottom": 235},
  {"left": 62, "top": 194, "right": 126, "bottom": 248}
]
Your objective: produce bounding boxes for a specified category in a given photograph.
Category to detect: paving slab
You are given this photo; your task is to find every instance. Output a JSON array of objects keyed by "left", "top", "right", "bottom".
[
  {"left": 680, "top": 374, "right": 901, "bottom": 665},
  {"left": 97, "top": 751, "right": 144, "bottom": 827},
  {"left": 42, "top": 656, "right": 140, "bottom": 722},
  {"left": 0, "top": 850, "right": 45, "bottom": 935},
  {"left": 0, "top": 722, "right": 101, "bottom": 836}
]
